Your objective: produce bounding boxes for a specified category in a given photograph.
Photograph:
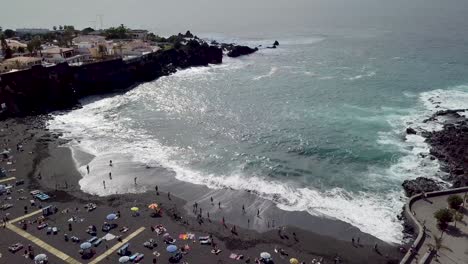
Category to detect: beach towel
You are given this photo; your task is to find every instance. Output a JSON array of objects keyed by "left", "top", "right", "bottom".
[
  {"left": 229, "top": 253, "right": 244, "bottom": 260},
  {"left": 187, "top": 233, "right": 195, "bottom": 240},
  {"left": 102, "top": 233, "right": 116, "bottom": 241},
  {"left": 179, "top": 234, "right": 188, "bottom": 240}
]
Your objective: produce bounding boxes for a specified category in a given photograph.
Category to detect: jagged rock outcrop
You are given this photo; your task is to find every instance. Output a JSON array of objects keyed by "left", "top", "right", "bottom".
[
  {"left": 402, "top": 177, "right": 442, "bottom": 197},
  {"left": 226, "top": 45, "right": 258, "bottom": 58},
  {"left": 425, "top": 116, "right": 468, "bottom": 187},
  {"left": 406, "top": 127, "right": 417, "bottom": 135}
]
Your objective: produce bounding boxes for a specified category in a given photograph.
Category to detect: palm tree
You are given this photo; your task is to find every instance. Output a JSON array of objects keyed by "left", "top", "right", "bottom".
[
  {"left": 453, "top": 210, "right": 464, "bottom": 228},
  {"left": 427, "top": 236, "right": 452, "bottom": 262}
]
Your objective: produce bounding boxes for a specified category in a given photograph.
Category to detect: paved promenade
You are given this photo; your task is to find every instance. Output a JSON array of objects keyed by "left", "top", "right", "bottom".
[{"left": 409, "top": 191, "right": 468, "bottom": 264}]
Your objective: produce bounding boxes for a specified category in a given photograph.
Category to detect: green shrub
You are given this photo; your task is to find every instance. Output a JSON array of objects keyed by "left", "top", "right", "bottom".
[{"left": 447, "top": 195, "right": 463, "bottom": 209}]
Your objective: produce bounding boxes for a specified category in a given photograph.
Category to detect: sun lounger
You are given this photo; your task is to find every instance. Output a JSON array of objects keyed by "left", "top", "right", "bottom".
[
  {"left": 117, "top": 243, "right": 130, "bottom": 256},
  {"left": 93, "top": 238, "right": 102, "bottom": 247},
  {"left": 200, "top": 239, "right": 212, "bottom": 245},
  {"left": 52, "top": 227, "right": 58, "bottom": 234},
  {"left": 46, "top": 227, "right": 52, "bottom": 234},
  {"left": 129, "top": 252, "right": 139, "bottom": 261},
  {"left": 211, "top": 249, "right": 222, "bottom": 255},
  {"left": 8, "top": 243, "right": 23, "bottom": 253},
  {"left": 135, "top": 253, "right": 144, "bottom": 262},
  {"left": 37, "top": 223, "right": 48, "bottom": 230},
  {"left": 229, "top": 253, "right": 244, "bottom": 260},
  {"left": 87, "top": 236, "right": 98, "bottom": 243},
  {"left": 198, "top": 236, "right": 210, "bottom": 240},
  {"left": 1, "top": 203, "right": 13, "bottom": 210}
]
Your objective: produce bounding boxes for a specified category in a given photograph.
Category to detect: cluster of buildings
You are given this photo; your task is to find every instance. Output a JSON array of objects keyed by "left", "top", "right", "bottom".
[{"left": 0, "top": 29, "right": 159, "bottom": 74}]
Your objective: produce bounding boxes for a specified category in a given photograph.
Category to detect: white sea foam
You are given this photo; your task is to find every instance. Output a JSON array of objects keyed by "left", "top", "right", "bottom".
[
  {"left": 253, "top": 66, "right": 278, "bottom": 80},
  {"left": 347, "top": 71, "right": 376, "bottom": 81}
]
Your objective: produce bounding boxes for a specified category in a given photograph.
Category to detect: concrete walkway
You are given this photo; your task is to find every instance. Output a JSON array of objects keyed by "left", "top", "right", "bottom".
[
  {"left": 411, "top": 193, "right": 468, "bottom": 264},
  {"left": 6, "top": 224, "right": 82, "bottom": 264},
  {"left": 0, "top": 176, "right": 16, "bottom": 183},
  {"left": 6, "top": 208, "right": 82, "bottom": 264},
  {"left": 88, "top": 226, "right": 145, "bottom": 264}
]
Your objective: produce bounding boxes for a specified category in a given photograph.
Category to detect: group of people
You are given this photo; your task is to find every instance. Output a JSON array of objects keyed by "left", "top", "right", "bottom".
[{"left": 86, "top": 160, "right": 139, "bottom": 190}]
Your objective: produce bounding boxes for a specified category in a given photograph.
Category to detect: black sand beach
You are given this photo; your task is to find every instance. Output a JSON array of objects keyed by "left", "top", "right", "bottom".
[{"left": 0, "top": 116, "right": 402, "bottom": 263}]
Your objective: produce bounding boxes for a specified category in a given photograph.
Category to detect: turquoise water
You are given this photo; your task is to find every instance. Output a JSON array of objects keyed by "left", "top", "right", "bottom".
[{"left": 49, "top": 28, "right": 468, "bottom": 243}]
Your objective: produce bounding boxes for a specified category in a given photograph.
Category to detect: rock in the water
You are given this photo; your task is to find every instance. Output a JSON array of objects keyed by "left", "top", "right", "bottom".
[
  {"left": 227, "top": 45, "right": 258, "bottom": 58},
  {"left": 402, "top": 177, "right": 442, "bottom": 197},
  {"left": 406, "top": 127, "right": 417, "bottom": 135}
]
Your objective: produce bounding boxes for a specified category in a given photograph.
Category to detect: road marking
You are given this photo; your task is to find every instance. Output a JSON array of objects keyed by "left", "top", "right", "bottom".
[
  {"left": 89, "top": 227, "right": 146, "bottom": 264},
  {"left": 0, "top": 176, "right": 16, "bottom": 183},
  {"left": 7, "top": 224, "right": 81, "bottom": 264},
  {"left": 9, "top": 209, "right": 42, "bottom": 224}
]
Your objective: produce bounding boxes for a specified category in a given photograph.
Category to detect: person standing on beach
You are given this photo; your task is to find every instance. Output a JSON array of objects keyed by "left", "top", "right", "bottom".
[
  {"left": 109, "top": 160, "right": 113, "bottom": 166},
  {"left": 242, "top": 204, "right": 245, "bottom": 214},
  {"left": 155, "top": 185, "right": 159, "bottom": 195},
  {"left": 86, "top": 165, "right": 89, "bottom": 174},
  {"left": 218, "top": 201, "right": 221, "bottom": 209},
  {"left": 103, "top": 180, "right": 106, "bottom": 189},
  {"left": 257, "top": 209, "right": 260, "bottom": 217},
  {"left": 109, "top": 172, "right": 112, "bottom": 180},
  {"left": 168, "top": 192, "right": 171, "bottom": 200},
  {"left": 134, "top": 177, "right": 137, "bottom": 185},
  {"left": 210, "top": 196, "right": 214, "bottom": 204}
]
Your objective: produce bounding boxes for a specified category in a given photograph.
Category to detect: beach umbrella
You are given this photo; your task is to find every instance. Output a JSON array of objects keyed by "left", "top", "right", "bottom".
[
  {"left": 260, "top": 252, "right": 271, "bottom": 259},
  {"left": 119, "top": 256, "right": 130, "bottom": 263},
  {"left": 131, "top": 207, "right": 139, "bottom": 212},
  {"left": 148, "top": 203, "right": 159, "bottom": 210},
  {"left": 166, "top": 245, "right": 178, "bottom": 253},
  {"left": 80, "top": 242, "right": 92, "bottom": 250},
  {"left": 106, "top": 213, "right": 117, "bottom": 220},
  {"left": 34, "top": 254, "right": 47, "bottom": 261},
  {"left": 290, "top": 258, "right": 299, "bottom": 264}
]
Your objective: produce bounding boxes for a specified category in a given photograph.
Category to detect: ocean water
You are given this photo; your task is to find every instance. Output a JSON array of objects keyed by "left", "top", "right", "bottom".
[{"left": 48, "top": 28, "right": 468, "bottom": 243}]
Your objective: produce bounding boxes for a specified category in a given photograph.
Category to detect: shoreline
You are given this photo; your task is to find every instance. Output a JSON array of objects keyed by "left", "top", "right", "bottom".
[
  {"left": 63, "top": 142, "right": 393, "bottom": 242},
  {"left": 0, "top": 116, "right": 402, "bottom": 263}
]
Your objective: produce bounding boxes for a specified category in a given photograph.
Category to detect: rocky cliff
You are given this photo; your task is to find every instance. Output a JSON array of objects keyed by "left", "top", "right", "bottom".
[
  {"left": 0, "top": 43, "right": 223, "bottom": 118},
  {"left": 401, "top": 109, "right": 468, "bottom": 197}
]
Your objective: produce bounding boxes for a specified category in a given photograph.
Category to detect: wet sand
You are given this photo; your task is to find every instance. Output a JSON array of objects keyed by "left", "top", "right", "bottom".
[{"left": 0, "top": 116, "right": 403, "bottom": 263}]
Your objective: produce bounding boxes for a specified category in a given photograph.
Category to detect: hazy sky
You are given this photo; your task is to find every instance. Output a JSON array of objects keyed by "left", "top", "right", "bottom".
[{"left": 2, "top": 0, "right": 467, "bottom": 36}]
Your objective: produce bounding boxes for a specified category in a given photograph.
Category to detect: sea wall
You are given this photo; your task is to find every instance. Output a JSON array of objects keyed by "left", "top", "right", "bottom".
[{"left": 0, "top": 44, "right": 223, "bottom": 118}]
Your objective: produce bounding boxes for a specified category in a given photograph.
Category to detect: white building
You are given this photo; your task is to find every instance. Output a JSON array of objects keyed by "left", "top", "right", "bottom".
[
  {"left": 129, "top": 30, "right": 148, "bottom": 40},
  {"left": 40, "top": 47, "right": 89, "bottom": 64},
  {"left": 113, "top": 40, "right": 159, "bottom": 57}
]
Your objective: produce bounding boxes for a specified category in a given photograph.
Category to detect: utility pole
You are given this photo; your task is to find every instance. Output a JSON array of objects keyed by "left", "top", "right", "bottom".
[{"left": 97, "top": 14, "right": 104, "bottom": 29}]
